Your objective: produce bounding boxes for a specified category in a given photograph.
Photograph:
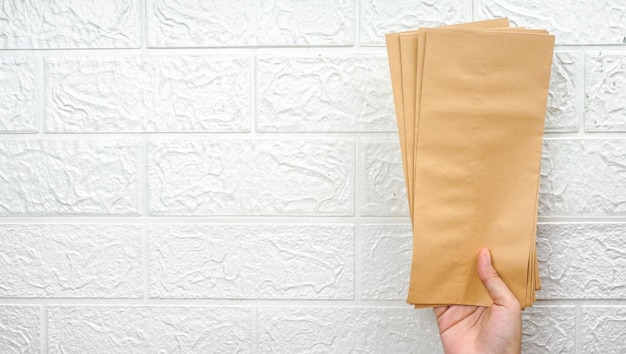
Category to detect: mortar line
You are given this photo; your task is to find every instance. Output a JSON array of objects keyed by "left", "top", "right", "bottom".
[
  {"left": 0, "top": 44, "right": 622, "bottom": 56},
  {"left": 3, "top": 216, "right": 626, "bottom": 224},
  {"left": 544, "top": 132, "right": 626, "bottom": 139},
  {"left": 537, "top": 216, "right": 626, "bottom": 223},
  {"left": 0, "top": 298, "right": 421, "bottom": 307},
  {"left": 2, "top": 298, "right": 622, "bottom": 308},
  {"left": 0, "top": 216, "right": 411, "bottom": 224},
  {"left": 0, "top": 131, "right": 397, "bottom": 140},
  {"left": 0, "top": 46, "right": 388, "bottom": 60}
]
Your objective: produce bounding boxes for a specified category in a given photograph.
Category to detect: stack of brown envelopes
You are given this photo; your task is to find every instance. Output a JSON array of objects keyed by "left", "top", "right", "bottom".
[{"left": 385, "top": 18, "right": 554, "bottom": 309}]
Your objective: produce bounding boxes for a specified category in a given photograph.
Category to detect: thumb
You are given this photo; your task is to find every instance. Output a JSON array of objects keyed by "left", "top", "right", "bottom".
[{"left": 477, "top": 248, "right": 520, "bottom": 309}]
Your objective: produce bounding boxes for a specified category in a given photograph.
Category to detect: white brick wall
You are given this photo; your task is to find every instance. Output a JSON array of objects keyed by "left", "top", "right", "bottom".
[
  {"left": 0, "top": 58, "right": 37, "bottom": 133},
  {"left": 45, "top": 57, "right": 251, "bottom": 132},
  {"left": 48, "top": 306, "right": 252, "bottom": 353},
  {"left": 0, "top": 1, "right": 624, "bottom": 353}
]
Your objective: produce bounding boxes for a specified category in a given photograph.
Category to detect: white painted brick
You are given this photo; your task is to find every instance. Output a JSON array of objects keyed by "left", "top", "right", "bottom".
[
  {"left": 521, "top": 306, "right": 576, "bottom": 353},
  {"left": 539, "top": 139, "right": 626, "bottom": 216},
  {"left": 149, "top": 224, "right": 354, "bottom": 299},
  {"left": 583, "top": 306, "right": 626, "bottom": 354},
  {"left": 0, "top": 306, "right": 40, "bottom": 353},
  {"left": 536, "top": 223, "right": 626, "bottom": 299},
  {"left": 48, "top": 306, "right": 251, "bottom": 353},
  {"left": 0, "top": 57, "right": 37, "bottom": 133},
  {"left": 45, "top": 57, "right": 250, "bottom": 133},
  {"left": 361, "top": 224, "right": 411, "bottom": 300},
  {"left": 0, "top": 224, "right": 142, "bottom": 298},
  {"left": 360, "top": 139, "right": 409, "bottom": 216},
  {"left": 256, "top": 56, "right": 395, "bottom": 132},
  {"left": 0, "top": 140, "right": 139, "bottom": 215},
  {"left": 258, "top": 307, "right": 443, "bottom": 353},
  {"left": 147, "top": 0, "right": 354, "bottom": 47},
  {"left": 0, "top": 0, "right": 140, "bottom": 49},
  {"left": 148, "top": 140, "right": 354, "bottom": 215},
  {"left": 475, "top": 0, "right": 626, "bottom": 45},
  {"left": 585, "top": 53, "right": 626, "bottom": 131},
  {"left": 360, "top": 0, "right": 468, "bottom": 46},
  {"left": 546, "top": 52, "right": 581, "bottom": 132}
]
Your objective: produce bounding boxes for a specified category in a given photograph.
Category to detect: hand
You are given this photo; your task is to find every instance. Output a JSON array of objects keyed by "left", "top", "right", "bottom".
[{"left": 434, "top": 248, "right": 522, "bottom": 354}]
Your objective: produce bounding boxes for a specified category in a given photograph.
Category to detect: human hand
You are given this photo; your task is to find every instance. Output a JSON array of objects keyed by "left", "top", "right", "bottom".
[{"left": 434, "top": 248, "right": 522, "bottom": 354}]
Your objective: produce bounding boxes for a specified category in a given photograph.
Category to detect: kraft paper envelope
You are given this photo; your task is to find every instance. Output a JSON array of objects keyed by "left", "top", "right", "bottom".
[
  {"left": 414, "top": 26, "right": 540, "bottom": 305},
  {"left": 385, "top": 20, "right": 554, "bottom": 309},
  {"left": 408, "top": 27, "right": 547, "bottom": 302},
  {"left": 386, "top": 18, "right": 510, "bottom": 219},
  {"left": 409, "top": 28, "right": 554, "bottom": 308},
  {"left": 405, "top": 26, "right": 544, "bottom": 216}
]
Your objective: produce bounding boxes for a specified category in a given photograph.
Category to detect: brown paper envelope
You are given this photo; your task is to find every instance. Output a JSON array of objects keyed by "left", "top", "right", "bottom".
[
  {"left": 386, "top": 19, "right": 545, "bottom": 307},
  {"left": 411, "top": 27, "right": 543, "bottom": 192},
  {"left": 525, "top": 174, "right": 541, "bottom": 300},
  {"left": 409, "top": 21, "right": 513, "bottom": 186},
  {"left": 386, "top": 19, "right": 510, "bottom": 219},
  {"left": 399, "top": 34, "right": 420, "bottom": 217},
  {"left": 409, "top": 26, "right": 543, "bottom": 307},
  {"left": 385, "top": 34, "right": 412, "bottom": 216},
  {"left": 407, "top": 29, "right": 554, "bottom": 307},
  {"left": 410, "top": 27, "right": 546, "bottom": 308}
]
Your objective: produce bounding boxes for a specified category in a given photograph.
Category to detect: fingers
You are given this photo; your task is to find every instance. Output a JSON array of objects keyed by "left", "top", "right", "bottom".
[
  {"left": 433, "top": 306, "right": 448, "bottom": 318},
  {"left": 477, "top": 248, "right": 520, "bottom": 310}
]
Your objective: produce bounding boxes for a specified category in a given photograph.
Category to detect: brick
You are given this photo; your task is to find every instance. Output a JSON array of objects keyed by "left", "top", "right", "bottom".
[
  {"left": 256, "top": 56, "right": 395, "bottom": 132},
  {"left": 0, "top": 57, "right": 37, "bottom": 133},
  {"left": 48, "top": 306, "right": 251, "bottom": 353},
  {"left": 360, "top": 0, "right": 468, "bottom": 46},
  {"left": 45, "top": 57, "right": 250, "bottom": 133},
  {"left": 539, "top": 139, "right": 626, "bottom": 216},
  {"left": 148, "top": 140, "right": 354, "bottom": 215},
  {"left": 475, "top": 0, "right": 626, "bottom": 45},
  {"left": 258, "top": 307, "right": 443, "bottom": 353},
  {"left": 0, "top": 306, "right": 40, "bottom": 353},
  {"left": 0, "top": 140, "right": 139, "bottom": 215},
  {"left": 585, "top": 53, "right": 626, "bottom": 131},
  {"left": 521, "top": 306, "right": 576, "bottom": 353},
  {"left": 0, "top": 0, "right": 140, "bottom": 49},
  {"left": 0, "top": 224, "right": 142, "bottom": 298},
  {"left": 583, "top": 306, "right": 626, "bottom": 354},
  {"left": 359, "top": 139, "right": 409, "bottom": 216},
  {"left": 147, "top": 0, "right": 354, "bottom": 47},
  {"left": 546, "top": 52, "right": 581, "bottom": 132},
  {"left": 149, "top": 224, "right": 354, "bottom": 299},
  {"left": 536, "top": 223, "right": 626, "bottom": 299},
  {"left": 361, "top": 224, "right": 412, "bottom": 300}
]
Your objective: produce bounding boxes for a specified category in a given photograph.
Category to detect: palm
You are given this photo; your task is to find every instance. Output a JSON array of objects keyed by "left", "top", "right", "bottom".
[{"left": 435, "top": 303, "right": 520, "bottom": 354}]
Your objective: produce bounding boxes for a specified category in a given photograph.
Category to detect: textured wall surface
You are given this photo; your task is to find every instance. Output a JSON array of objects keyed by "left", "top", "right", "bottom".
[{"left": 0, "top": 1, "right": 624, "bottom": 353}]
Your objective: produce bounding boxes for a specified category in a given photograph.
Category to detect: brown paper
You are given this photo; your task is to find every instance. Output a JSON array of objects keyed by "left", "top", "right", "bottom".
[
  {"left": 386, "top": 18, "right": 511, "bottom": 220},
  {"left": 385, "top": 19, "right": 554, "bottom": 309}
]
